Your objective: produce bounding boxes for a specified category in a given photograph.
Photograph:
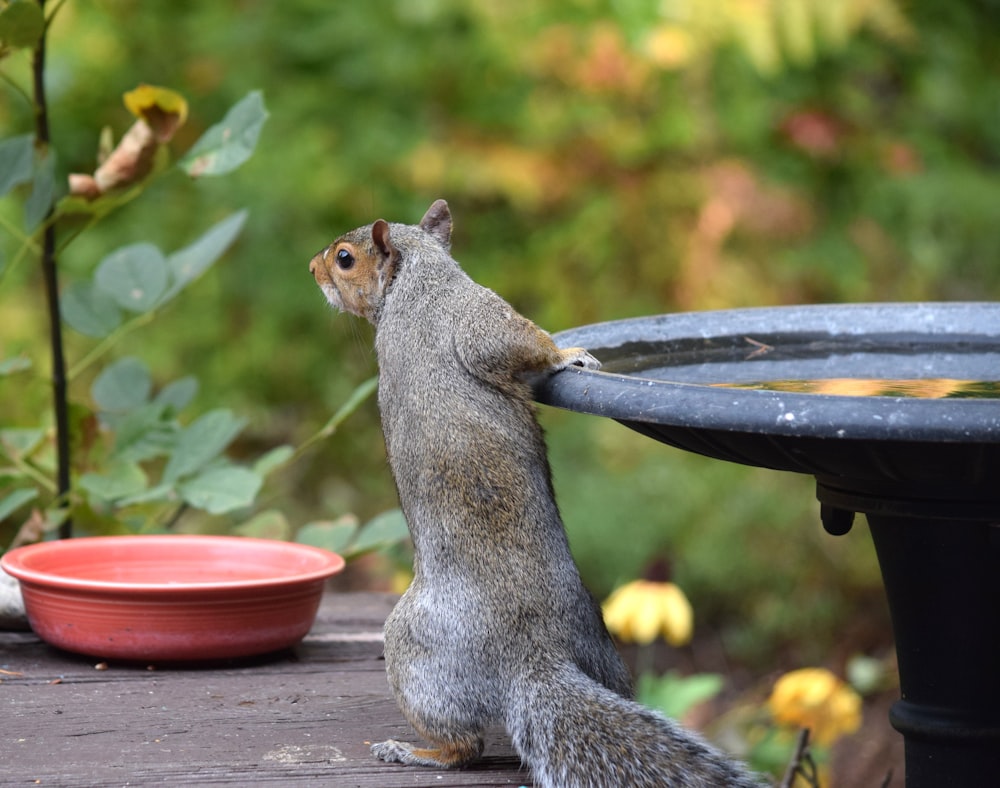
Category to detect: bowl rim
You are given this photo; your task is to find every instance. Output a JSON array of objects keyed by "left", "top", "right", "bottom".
[{"left": 0, "top": 534, "right": 345, "bottom": 594}]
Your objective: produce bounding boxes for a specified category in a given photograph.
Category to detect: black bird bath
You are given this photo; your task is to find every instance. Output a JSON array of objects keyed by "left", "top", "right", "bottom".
[{"left": 535, "top": 302, "right": 1000, "bottom": 788}]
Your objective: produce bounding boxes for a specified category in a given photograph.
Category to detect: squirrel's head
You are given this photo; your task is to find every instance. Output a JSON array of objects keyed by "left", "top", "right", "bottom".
[{"left": 309, "top": 199, "right": 453, "bottom": 323}]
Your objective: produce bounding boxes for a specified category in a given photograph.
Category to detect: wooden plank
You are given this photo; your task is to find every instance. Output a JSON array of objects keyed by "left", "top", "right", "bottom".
[{"left": 1, "top": 592, "right": 533, "bottom": 787}]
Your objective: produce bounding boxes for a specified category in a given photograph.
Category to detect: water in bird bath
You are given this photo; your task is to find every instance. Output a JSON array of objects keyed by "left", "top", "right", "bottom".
[
  {"left": 596, "top": 333, "right": 1000, "bottom": 398},
  {"left": 713, "top": 378, "right": 1000, "bottom": 398}
]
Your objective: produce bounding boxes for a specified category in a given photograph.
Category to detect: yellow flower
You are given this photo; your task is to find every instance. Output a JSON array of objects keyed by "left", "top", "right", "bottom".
[
  {"left": 644, "top": 24, "right": 696, "bottom": 70},
  {"left": 391, "top": 568, "right": 413, "bottom": 596},
  {"left": 602, "top": 580, "right": 693, "bottom": 647},
  {"left": 123, "top": 84, "right": 189, "bottom": 143},
  {"left": 769, "top": 668, "right": 862, "bottom": 746}
]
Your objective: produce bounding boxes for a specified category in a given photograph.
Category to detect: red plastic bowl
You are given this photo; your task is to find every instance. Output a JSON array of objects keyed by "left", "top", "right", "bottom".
[{"left": 0, "top": 535, "right": 345, "bottom": 662}]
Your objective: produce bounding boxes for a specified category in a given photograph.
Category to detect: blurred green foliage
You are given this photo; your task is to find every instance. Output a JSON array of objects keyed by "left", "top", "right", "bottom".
[
  {"left": 0, "top": 57, "right": 318, "bottom": 545},
  {"left": 2, "top": 0, "right": 998, "bottom": 665}
]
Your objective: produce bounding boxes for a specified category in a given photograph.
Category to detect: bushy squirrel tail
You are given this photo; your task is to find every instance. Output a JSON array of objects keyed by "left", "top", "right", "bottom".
[{"left": 507, "top": 663, "right": 764, "bottom": 788}]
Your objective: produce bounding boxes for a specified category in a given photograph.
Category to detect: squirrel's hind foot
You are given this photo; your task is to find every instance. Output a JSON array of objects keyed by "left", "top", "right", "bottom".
[{"left": 371, "top": 736, "right": 483, "bottom": 769}]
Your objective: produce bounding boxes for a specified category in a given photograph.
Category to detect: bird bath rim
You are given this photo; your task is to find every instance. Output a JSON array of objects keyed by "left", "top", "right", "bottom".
[{"left": 537, "top": 302, "right": 1000, "bottom": 445}]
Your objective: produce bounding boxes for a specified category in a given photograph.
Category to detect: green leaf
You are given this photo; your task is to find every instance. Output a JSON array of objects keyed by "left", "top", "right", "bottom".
[
  {"left": 178, "top": 466, "right": 262, "bottom": 514},
  {"left": 161, "top": 211, "right": 247, "bottom": 302},
  {"left": 0, "top": 1, "right": 45, "bottom": 50},
  {"left": 0, "top": 134, "right": 34, "bottom": 198},
  {"left": 0, "top": 427, "right": 46, "bottom": 458},
  {"left": 636, "top": 671, "right": 724, "bottom": 721},
  {"left": 116, "top": 483, "right": 176, "bottom": 507},
  {"left": 91, "top": 357, "right": 152, "bottom": 413},
  {"left": 296, "top": 517, "right": 359, "bottom": 555},
  {"left": 61, "top": 280, "right": 123, "bottom": 338},
  {"left": 252, "top": 444, "right": 294, "bottom": 477},
  {"left": 235, "top": 509, "right": 292, "bottom": 541},
  {"left": 0, "top": 356, "right": 32, "bottom": 376},
  {"left": 43, "top": 507, "right": 69, "bottom": 530},
  {"left": 179, "top": 91, "right": 268, "bottom": 177},
  {"left": 153, "top": 376, "right": 199, "bottom": 413},
  {"left": 110, "top": 403, "right": 177, "bottom": 463},
  {"left": 70, "top": 501, "right": 133, "bottom": 536},
  {"left": 349, "top": 509, "right": 410, "bottom": 557},
  {"left": 162, "top": 408, "right": 246, "bottom": 483},
  {"left": 24, "top": 148, "right": 56, "bottom": 231},
  {"left": 0, "top": 488, "right": 38, "bottom": 522},
  {"left": 95, "top": 242, "right": 168, "bottom": 313},
  {"left": 78, "top": 460, "right": 148, "bottom": 503}
]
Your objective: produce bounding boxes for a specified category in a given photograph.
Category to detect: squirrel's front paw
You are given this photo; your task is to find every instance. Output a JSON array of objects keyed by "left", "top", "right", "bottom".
[{"left": 560, "top": 347, "right": 601, "bottom": 371}]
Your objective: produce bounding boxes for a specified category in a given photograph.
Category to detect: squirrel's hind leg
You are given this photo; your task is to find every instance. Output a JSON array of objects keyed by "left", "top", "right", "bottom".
[{"left": 371, "top": 731, "right": 483, "bottom": 769}]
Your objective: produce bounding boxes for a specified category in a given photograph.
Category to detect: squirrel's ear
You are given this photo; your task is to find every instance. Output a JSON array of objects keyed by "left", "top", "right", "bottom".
[
  {"left": 372, "top": 219, "right": 393, "bottom": 257},
  {"left": 371, "top": 219, "right": 399, "bottom": 293},
  {"left": 419, "top": 199, "right": 452, "bottom": 250}
]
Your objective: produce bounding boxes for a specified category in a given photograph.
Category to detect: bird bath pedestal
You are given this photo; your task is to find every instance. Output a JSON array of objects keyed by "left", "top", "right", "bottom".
[{"left": 535, "top": 303, "right": 1000, "bottom": 788}]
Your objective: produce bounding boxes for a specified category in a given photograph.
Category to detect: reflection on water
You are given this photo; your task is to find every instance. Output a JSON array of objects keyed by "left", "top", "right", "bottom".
[
  {"left": 595, "top": 334, "right": 1000, "bottom": 397},
  {"left": 711, "top": 378, "right": 1000, "bottom": 399}
]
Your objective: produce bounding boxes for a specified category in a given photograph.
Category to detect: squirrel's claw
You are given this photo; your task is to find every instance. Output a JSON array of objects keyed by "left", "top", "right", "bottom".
[
  {"left": 560, "top": 347, "right": 601, "bottom": 371},
  {"left": 370, "top": 739, "right": 413, "bottom": 764},
  {"left": 371, "top": 738, "right": 482, "bottom": 769}
]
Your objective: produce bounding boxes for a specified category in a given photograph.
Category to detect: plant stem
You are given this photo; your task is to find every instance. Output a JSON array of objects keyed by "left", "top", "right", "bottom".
[
  {"left": 68, "top": 310, "right": 157, "bottom": 381},
  {"left": 778, "top": 728, "right": 814, "bottom": 788},
  {"left": 32, "top": 0, "right": 72, "bottom": 539},
  {"left": 288, "top": 376, "right": 378, "bottom": 462},
  {"left": 3, "top": 452, "right": 58, "bottom": 495},
  {"left": 0, "top": 213, "right": 40, "bottom": 288}
]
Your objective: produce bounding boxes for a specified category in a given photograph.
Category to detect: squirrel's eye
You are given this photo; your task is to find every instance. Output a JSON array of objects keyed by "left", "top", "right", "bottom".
[{"left": 335, "top": 248, "right": 355, "bottom": 270}]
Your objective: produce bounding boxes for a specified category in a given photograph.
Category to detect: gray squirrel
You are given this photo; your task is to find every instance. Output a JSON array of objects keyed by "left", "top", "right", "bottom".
[{"left": 309, "top": 200, "right": 763, "bottom": 787}]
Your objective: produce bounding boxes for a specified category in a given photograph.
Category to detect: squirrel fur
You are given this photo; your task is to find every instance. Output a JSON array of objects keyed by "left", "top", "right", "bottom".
[{"left": 309, "top": 200, "right": 763, "bottom": 787}]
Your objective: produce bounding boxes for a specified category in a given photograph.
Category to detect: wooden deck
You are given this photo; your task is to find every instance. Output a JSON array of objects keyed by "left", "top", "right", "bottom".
[{"left": 1, "top": 592, "right": 532, "bottom": 787}]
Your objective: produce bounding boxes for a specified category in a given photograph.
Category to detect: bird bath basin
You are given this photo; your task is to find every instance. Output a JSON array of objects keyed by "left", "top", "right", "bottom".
[{"left": 535, "top": 302, "right": 1000, "bottom": 788}]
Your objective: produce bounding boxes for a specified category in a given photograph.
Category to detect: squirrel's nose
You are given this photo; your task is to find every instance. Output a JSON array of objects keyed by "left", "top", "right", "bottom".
[{"left": 309, "top": 256, "right": 319, "bottom": 276}]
